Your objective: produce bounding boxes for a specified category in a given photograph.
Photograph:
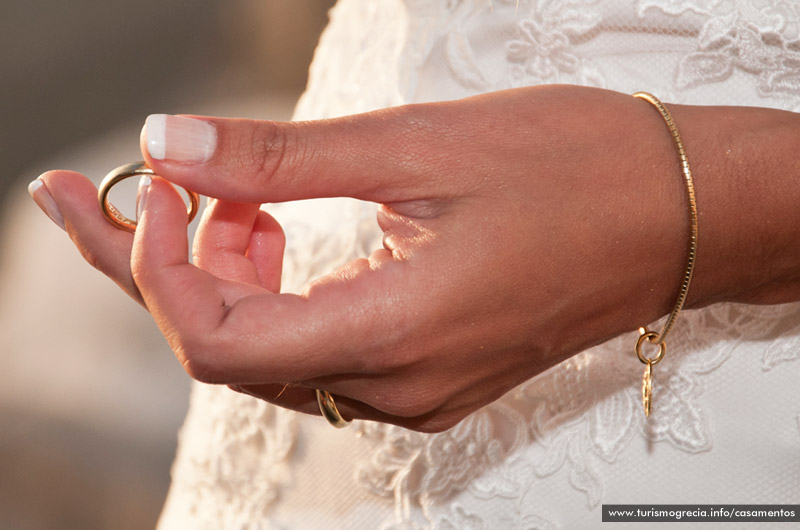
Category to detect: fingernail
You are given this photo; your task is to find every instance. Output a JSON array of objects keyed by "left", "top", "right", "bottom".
[
  {"left": 28, "top": 178, "right": 65, "bottom": 230},
  {"left": 144, "top": 114, "right": 217, "bottom": 163},
  {"left": 136, "top": 175, "right": 152, "bottom": 221}
]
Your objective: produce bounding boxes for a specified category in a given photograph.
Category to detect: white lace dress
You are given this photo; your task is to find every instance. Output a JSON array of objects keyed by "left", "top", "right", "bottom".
[{"left": 158, "top": 1, "right": 800, "bottom": 529}]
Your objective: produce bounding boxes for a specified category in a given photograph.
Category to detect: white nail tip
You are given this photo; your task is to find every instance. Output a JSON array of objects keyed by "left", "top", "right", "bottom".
[
  {"left": 28, "top": 178, "right": 66, "bottom": 230},
  {"left": 27, "top": 178, "right": 43, "bottom": 194},
  {"left": 144, "top": 114, "right": 216, "bottom": 163},
  {"left": 145, "top": 114, "right": 167, "bottom": 160}
]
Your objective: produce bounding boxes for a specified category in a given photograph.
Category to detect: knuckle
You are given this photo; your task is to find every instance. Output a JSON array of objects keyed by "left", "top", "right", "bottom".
[
  {"left": 77, "top": 244, "right": 106, "bottom": 275},
  {"left": 80, "top": 249, "right": 101, "bottom": 272},
  {"left": 246, "top": 121, "right": 304, "bottom": 188},
  {"left": 180, "top": 356, "right": 217, "bottom": 384},
  {"left": 178, "top": 348, "right": 220, "bottom": 384},
  {"left": 172, "top": 334, "right": 226, "bottom": 384}
]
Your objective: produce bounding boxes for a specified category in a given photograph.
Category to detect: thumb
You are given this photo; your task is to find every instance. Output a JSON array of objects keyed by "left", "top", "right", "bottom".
[{"left": 139, "top": 105, "right": 459, "bottom": 205}]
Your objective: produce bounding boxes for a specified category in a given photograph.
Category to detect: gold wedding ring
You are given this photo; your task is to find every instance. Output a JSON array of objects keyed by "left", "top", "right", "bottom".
[
  {"left": 98, "top": 161, "right": 200, "bottom": 232},
  {"left": 316, "top": 389, "right": 352, "bottom": 428}
]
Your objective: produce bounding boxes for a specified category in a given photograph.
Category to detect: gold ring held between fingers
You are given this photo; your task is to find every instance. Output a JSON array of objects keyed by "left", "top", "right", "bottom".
[
  {"left": 98, "top": 161, "right": 200, "bottom": 233},
  {"left": 316, "top": 389, "right": 352, "bottom": 428}
]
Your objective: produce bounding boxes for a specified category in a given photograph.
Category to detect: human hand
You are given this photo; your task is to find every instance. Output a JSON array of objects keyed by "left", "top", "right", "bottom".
[{"left": 31, "top": 85, "right": 800, "bottom": 431}]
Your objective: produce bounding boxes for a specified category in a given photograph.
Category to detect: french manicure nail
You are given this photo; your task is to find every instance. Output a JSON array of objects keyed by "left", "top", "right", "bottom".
[
  {"left": 136, "top": 175, "right": 152, "bottom": 221},
  {"left": 144, "top": 114, "right": 217, "bottom": 163},
  {"left": 28, "top": 178, "right": 65, "bottom": 230}
]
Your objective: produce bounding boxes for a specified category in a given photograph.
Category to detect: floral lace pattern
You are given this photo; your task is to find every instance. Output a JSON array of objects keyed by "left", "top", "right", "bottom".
[
  {"left": 650, "top": 0, "right": 800, "bottom": 99},
  {"left": 163, "top": 387, "right": 297, "bottom": 529},
  {"left": 432, "top": 0, "right": 800, "bottom": 101},
  {"left": 159, "top": 1, "right": 800, "bottom": 528},
  {"left": 433, "top": 0, "right": 607, "bottom": 93},
  {"left": 504, "top": 0, "right": 606, "bottom": 87}
]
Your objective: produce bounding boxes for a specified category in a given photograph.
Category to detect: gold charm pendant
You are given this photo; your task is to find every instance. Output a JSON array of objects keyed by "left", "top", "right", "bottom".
[
  {"left": 635, "top": 327, "right": 665, "bottom": 418},
  {"left": 642, "top": 361, "right": 653, "bottom": 417}
]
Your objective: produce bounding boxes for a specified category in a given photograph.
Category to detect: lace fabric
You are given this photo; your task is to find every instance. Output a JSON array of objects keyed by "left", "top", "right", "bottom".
[{"left": 158, "top": 2, "right": 800, "bottom": 529}]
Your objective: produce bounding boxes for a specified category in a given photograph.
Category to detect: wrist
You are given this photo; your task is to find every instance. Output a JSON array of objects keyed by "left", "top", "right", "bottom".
[{"left": 670, "top": 102, "right": 800, "bottom": 308}]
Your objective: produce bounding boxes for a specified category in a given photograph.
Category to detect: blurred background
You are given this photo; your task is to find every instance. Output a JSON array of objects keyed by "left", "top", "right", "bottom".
[{"left": 0, "top": 2, "right": 335, "bottom": 528}]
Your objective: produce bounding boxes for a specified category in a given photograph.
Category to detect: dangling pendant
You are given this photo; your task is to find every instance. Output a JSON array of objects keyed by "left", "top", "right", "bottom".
[
  {"left": 642, "top": 361, "right": 653, "bottom": 417},
  {"left": 636, "top": 327, "right": 664, "bottom": 418}
]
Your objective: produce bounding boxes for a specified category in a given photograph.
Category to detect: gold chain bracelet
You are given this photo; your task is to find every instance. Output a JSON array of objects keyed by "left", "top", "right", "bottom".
[{"left": 631, "top": 92, "right": 698, "bottom": 418}]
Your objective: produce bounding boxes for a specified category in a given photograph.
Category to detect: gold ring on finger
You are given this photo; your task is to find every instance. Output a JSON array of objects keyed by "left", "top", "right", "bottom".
[{"left": 315, "top": 389, "right": 352, "bottom": 429}]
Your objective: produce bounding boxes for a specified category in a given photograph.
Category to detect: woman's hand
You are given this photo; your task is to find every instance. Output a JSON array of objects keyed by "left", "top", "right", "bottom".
[{"left": 32, "top": 85, "right": 800, "bottom": 431}]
